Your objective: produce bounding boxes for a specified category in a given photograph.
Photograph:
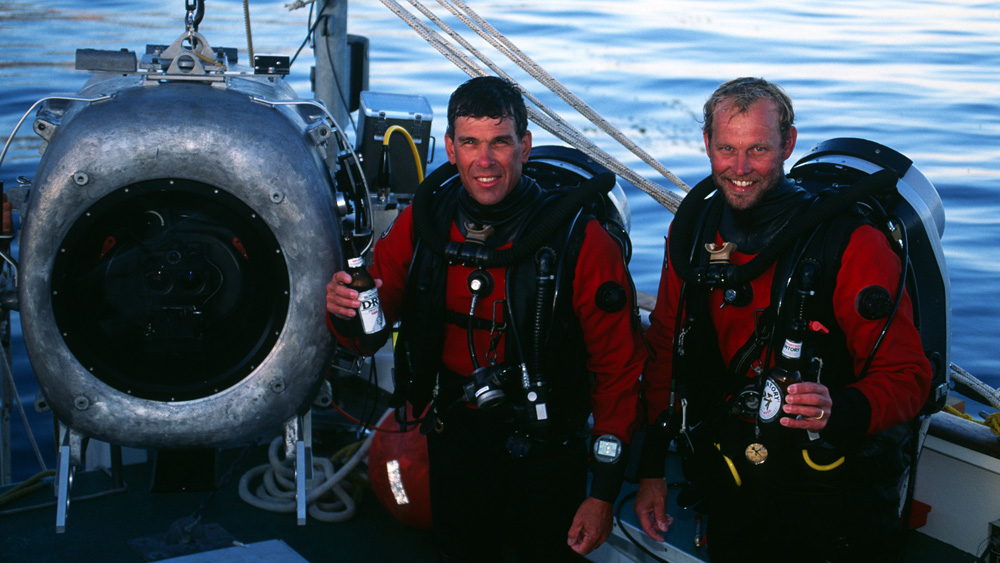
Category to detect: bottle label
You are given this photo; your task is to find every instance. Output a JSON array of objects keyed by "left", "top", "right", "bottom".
[
  {"left": 357, "top": 287, "right": 386, "bottom": 335},
  {"left": 781, "top": 339, "right": 802, "bottom": 359},
  {"left": 347, "top": 256, "right": 365, "bottom": 269},
  {"left": 758, "top": 378, "right": 783, "bottom": 422}
]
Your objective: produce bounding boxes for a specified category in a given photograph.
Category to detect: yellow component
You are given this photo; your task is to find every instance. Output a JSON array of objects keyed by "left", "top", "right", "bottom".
[
  {"left": 802, "top": 449, "right": 845, "bottom": 471},
  {"left": 944, "top": 403, "right": 974, "bottom": 421},
  {"left": 985, "top": 413, "right": 1000, "bottom": 436},
  {"left": 0, "top": 469, "right": 55, "bottom": 508},
  {"left": 382, "top": 125, "right": 425, "bottom": 183},
  {"left": 944, "top": 404, "right": 1000, "bottom": 436},
  {"left": 714, "top": 443, "right": 742, "bottom": 487},
  {"left": 192, "top": 48, "right": 226, "bottom": 71}
]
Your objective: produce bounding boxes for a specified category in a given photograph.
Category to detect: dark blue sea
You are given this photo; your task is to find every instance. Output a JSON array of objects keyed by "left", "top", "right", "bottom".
[{"left": 0, "top": 0, "right": 997, "bottom": 481}]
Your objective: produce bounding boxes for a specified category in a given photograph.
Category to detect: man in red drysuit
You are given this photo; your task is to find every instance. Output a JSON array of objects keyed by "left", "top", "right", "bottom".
[
  {"left": 634, "top": 77, "right": 932, "bottom": 563},
  {"left": 328, "top": 76, "right": 647, "bottom": 562}
]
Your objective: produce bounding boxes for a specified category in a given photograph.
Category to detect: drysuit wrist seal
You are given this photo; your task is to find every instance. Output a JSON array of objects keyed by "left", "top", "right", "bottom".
[
  {"left": 589, "top": 434, "right": 628, "bottom": 502},
  {"left": 636, "top": 410, "right": 678, "bottom": 479}
]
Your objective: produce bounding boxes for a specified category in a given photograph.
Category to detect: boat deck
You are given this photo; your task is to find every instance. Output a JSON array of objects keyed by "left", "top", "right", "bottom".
[
  {"left": 599, "top": 455, "right": 978, "bottom": 563},
  {"left": 0, "top": 435, "right": 439, "bottom": 563},
  {"left": 0, "top": 438, "right": 978, "bottom": 563}
]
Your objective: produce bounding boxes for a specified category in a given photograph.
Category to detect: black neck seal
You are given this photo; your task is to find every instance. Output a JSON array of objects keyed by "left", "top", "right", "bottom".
[
  {"left": 668, "top": 168, "right": 898, "bottom": 287},
  {"left": 412, "top": 163, "right": 616, "bottom": 269}
]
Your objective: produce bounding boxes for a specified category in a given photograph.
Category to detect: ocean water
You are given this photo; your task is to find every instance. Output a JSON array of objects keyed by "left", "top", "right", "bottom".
[{"left": 0, "top": 0, "right": 997, "bottom": 481}]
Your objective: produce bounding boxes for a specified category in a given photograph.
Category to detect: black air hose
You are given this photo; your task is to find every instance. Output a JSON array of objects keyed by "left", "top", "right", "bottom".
[{"left": 531, "top": 247, "right": 557, "bottom": 384}]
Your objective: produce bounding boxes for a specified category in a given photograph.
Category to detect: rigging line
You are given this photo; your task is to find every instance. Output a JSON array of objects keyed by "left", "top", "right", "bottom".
[
  {"left": 439, "top": 0, "right": 690, "bottom": 194},
  {"left": 525, "top": 106, "right": 681, "bottom": 211},
  {"left": 397, "top": 0, "right": 681, "bottom": 210},
  {"left": 400, "top": 1, "right": 615, "bottom": 174},
  {"left": 377, "top": 0, "right": 485, "bottom": 76},
  {"left": 243, "top": 0, "right": 256, "bottom": 63},
  {"left": 951, "top": 363, "right": 1000, "bottom": 410},
  {"left": 425, "top": 0, "right": 597, "bottom": 152},
  {"left": 399, "top": 0, "right": 670, "bottom": 206},
  {"left": 288, "top": 3, "right": 321, "bottom": 67},
  {"left": 379, "top": 0, "right": 682, "bottom": 212},
  {"left": 382, "top": 2, "right": 603, "bottom": 173},
  {"left": 404, "top": 0, "right": 597, "bottom": 152}
]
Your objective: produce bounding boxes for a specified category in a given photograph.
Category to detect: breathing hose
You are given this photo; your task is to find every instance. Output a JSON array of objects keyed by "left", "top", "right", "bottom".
[{"left": 531, "top": 248, "right": 556, "bottom": 386}]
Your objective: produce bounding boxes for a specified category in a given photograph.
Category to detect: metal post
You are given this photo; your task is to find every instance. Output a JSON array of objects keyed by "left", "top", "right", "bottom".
[
  {"left": 313, "top": 0, "right": 350, "bottom": 130},
  {"left": 284, "top": 412, "right": 314, "bottom": 526},
  {"left": 54, "top": 424, "right": 82, "bottom": 533},
  {"left": 0, "top": 308, "right": 13, "bottom": 486}
]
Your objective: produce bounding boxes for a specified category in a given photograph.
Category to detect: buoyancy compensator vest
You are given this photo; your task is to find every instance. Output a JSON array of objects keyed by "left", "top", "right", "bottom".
[
  {"left": 390, "top": 146, "right": 636, "bottom": 442},
  {"left": 789, "top": 138, "right": 950, "bottom": 416},
  {"left": 665, "top": 138, "right": 949, "bottom": 500}
]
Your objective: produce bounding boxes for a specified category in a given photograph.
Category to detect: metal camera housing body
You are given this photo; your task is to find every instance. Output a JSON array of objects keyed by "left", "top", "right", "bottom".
[{"left": 19, "top": 70, "right": 342, "bottom": 449}]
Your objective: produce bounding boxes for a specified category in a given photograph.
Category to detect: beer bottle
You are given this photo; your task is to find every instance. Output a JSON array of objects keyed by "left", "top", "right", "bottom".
[
  {"left": 758, "top": 260, "right": 819, "bottom": 427},
  {"left": 342, "top": 233, "right": 388, "bottom": 348},
  {"left": 757, "top": 322, "right": 805, "bottom": 425}
]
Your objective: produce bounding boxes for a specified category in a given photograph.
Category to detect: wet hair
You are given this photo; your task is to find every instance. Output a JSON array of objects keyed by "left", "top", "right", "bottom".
[
  {"left": 446, "top": 76, "right": 529, "bottom": 140},
  {"left": 702, "top": 77, "right": 795, "bottom": 147}
]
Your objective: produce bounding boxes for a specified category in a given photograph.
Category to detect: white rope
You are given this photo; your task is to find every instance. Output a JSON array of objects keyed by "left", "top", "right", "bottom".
[
  {"left": 387, "top": 0, "right": 671, "bottom": 209},
  {"left": 238, "top": 430, "right": 374, "bottom": 522},
  {"left": 950, "top": 363, "right": 1000, "bottom": 411},
  {"left": 403, "top": 0, "right": 682, "bottom": 211},
  {"left": 438, "top": 0, "right": 688, "bottom": 192},
  {"left": 376, "top": 0, "right": 683, "bottom": 212},
  {"left": 403, "top": 0, "right": 598, "bottom": 154}
]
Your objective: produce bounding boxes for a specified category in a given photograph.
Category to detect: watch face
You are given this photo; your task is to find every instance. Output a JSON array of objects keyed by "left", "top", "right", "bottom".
[
  {"left": 745, "top": 442, "right": 768, "bottom": 465},
  {"left": 594, "top": 435, "right": 622, "bottom": 463}
]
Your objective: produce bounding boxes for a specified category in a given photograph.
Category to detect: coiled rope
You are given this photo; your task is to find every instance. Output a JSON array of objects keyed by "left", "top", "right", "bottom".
[{"left": 237, "top": 429, "right": 373, "bottom": 522}]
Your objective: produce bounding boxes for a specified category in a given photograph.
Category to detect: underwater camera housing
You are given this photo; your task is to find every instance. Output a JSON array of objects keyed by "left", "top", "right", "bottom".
[
  {"left": 17, "top": 39, "right": 345, "bottom": 450},
  {"left": 789, "top": 138, "right": 950, "bottom": 415}
]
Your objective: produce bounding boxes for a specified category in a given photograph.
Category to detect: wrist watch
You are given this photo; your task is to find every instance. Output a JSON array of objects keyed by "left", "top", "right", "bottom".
[{"left": 594, "top": 434, "right": 623, "bottom": 464}]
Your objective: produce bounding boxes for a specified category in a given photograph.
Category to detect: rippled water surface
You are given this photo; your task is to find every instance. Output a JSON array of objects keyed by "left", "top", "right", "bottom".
[{"left": 1, "top": 0, "right": 997, "bottom": 480}]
